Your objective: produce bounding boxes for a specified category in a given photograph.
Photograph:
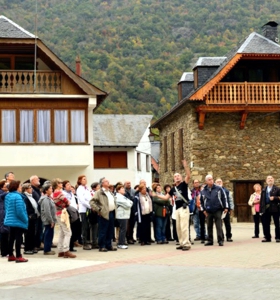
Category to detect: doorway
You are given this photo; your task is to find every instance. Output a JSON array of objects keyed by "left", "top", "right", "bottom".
[{"left": 232, "top": 180, "right": 264, "bottom": 222}]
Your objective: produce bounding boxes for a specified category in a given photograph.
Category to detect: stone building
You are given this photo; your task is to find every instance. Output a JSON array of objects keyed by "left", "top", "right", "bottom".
[{"left": 151, "top": 21, "right": 280, "bottom": 222}]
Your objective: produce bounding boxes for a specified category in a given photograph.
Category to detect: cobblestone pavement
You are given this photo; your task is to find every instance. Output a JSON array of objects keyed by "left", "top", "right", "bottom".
[{"left": 1, "top": 223, "right": 280, "bottom": 299}]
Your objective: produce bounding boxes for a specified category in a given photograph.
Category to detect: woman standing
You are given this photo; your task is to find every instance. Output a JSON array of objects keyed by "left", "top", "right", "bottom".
[
  {"left": 134, "top": 184, "right": 153, "bottom": 246},
  {"left": 248, "top": 183, "right": 262, "bottom": 238},
  {"left": 115, "top": 185, "right": 133, "bottom": 249},
  {"left": 22, "top": 183, "right": 40, "bottom": 255},
  {"left": 4, "top": 180, "right": 28, "bottom": 263},
  {"left": 153, "top": 183, "right": 170, "bottom": 244},
  {"left": 52, "top": 178, "right": 75, "bottom": 258},
  {"left": 39, "top": 182, "right": 57, "bottom": 255},
  {"left": 76, "top": 175, "right": 92, "bottom": 250}
]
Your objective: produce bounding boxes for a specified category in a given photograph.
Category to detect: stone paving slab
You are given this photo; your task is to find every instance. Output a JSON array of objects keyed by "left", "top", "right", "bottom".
[{"left": 0, "top": 223, "right": 280, "bottom": 299}]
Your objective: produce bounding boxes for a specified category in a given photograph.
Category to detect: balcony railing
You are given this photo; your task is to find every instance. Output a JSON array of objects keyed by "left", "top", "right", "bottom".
[
  {"left": 0, "top": 70, "right": 62, "bottom": 93},
  {"left": 206, "top": 82, "right": 280, "bottom": 105}
]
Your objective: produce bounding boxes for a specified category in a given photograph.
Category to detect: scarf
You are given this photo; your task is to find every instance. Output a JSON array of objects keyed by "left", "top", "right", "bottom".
[{"left": 24, "top": 192, "right": 40, "bottom": 217}]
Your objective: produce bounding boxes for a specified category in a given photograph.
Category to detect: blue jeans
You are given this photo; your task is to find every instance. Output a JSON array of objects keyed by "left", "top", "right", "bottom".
[
  {"left": 155, "top": 216, "right": 167, "bottom": 242},
  {"left": 44, "top": 225, "right": 54, "bottom": 252},
  {"left": 193, "top": 209, "right": 201, "bottom": 238},
  {"left": 98, "top": 211, "right": 114, "bottom": 249}
]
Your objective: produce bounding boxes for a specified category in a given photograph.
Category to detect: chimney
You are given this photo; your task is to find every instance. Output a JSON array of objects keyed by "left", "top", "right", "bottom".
[
  {"left": 262, "top": 21, "right": 279, "bottom": 43},
  {"left": 75, "top": 55, "right": 82, "bottom": 76}
]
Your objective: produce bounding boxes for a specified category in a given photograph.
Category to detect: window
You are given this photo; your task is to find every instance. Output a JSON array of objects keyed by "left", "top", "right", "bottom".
[
  {"left": 71, "top": 110, "right": 85, "bottom": 143},
  {"left": 94, "top": 152, "right": 127, "bottom": 168},
  {"left": 20, "top": 110, "right": 34, "bottom": 143},
  {"left": 179, "top": 128, "right": 184, "bottom": 164},
  {"left": 0, "top": 58, "right": 11, "bottom": 69},
  {"left": 137, "top": 152, "right": 141, "bottom": 171},
  {"left": 2, "top": 110, "right": 16, "bottom": 142},
  {"left": 0, "top": 107, "right": 87, "bottom": 144},
  {"left": 37, "top": 110, "right": 50, "bottom": 143},
  {"left": 15, "top": 56, "right": 34, "bottom": 70},
  {"left": 163, "top": 136, "right": 167, "bottom": 172},
  {"left": 171, "top": 132, "right": 175, "bottom": 171},
  {"left": 54, "top": 110, "right": 68, "bottom": 143},
  {"left": 146, "top": 155, "right": 150, "bottom": 172}
]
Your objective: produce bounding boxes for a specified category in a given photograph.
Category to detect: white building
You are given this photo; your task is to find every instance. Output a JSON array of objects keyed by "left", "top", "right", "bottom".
[
  {"left": 0, "top": 16, "right": 107, "bottom": 184},
  {"left": 93, "top": 114, "right": 153, "bottom": 187}
]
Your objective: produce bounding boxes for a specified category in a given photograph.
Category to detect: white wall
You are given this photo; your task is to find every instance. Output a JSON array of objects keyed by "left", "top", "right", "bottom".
[{"left": 135, "top": 125, "right": 152, "bottom": 188}]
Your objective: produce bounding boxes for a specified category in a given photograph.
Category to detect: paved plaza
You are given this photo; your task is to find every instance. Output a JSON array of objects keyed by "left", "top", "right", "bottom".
[{"left": 1, "top": 223, "right": 280, "bottom": 299}]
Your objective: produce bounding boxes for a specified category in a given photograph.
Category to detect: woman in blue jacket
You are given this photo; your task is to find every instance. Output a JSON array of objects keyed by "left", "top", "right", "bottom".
[{"left": 4, "top": 180, "right": 28, "bottom": 263}]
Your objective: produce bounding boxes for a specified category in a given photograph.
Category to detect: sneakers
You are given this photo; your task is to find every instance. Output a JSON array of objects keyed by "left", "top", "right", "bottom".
[
  {"left": 44, "top": 251, "right": 56, "bottom": 255},
  {"left": 118, "top": 245, "right": 128, "bottom": 249},
  {"left": 83, "top": 244, "right": 92, "bottom": 250},
  {"left": 63, "top": 251, "right": 76, "bottom": 258},
  {"left": 8, "top": 255, "right": 16, "bottom": 262},
  {"left": 16, "top": 256, "right": 28, "bottom": 263}
]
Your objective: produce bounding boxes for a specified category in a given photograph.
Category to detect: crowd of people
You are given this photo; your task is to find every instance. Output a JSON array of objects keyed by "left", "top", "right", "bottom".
[{"left": 0, "top": 164, "right": 278, "bottom": 263}]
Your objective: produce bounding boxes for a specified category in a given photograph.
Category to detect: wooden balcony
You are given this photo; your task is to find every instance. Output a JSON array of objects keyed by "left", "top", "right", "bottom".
[
  {"left": 0, "top": 70, "right": 62, "bottom": 94},
  {"left": 206, "top": 82, "right": 280, "bottom": 105}
]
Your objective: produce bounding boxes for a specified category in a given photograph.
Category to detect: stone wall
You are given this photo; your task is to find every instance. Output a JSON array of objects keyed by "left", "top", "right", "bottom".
[{"left": 158, "top": 104, "right": 280, "bottom": 192}]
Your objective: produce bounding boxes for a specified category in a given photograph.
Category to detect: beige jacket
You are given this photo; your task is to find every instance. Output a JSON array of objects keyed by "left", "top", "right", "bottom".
[
  {"left": 90, "top": 189, "right": 116, "bottom": 220},
  {"left": 248, "top": 192, "right": 261, "bottom": 215}
]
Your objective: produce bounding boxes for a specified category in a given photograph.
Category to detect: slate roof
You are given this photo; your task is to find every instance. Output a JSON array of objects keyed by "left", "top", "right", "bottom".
[
  {"left": 151, "top": 141, "right": 160, "bottom": 162},
  {"left": 193, "top": 57, "right": 226, "bottom": 69},
  {"left": 0, "top": 15, "right": 35, "bottom": 38},
  {"left": 179, "top": 72, "right": 194, "bottom": 83},
  {"left": 94, "top": 115, "right": 153, "bottom": 147},
  {"left": 237, "top": 32, "right": 280, "bottom": 53}
]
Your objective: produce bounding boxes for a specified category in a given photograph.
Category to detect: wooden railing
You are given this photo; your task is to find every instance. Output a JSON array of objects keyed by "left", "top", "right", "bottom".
[
  {"left": 207, "top": 82, "right": 280, "bottom": 105},
  {"left": 0, "top": 70, "right": 62, "bottom": 93}
]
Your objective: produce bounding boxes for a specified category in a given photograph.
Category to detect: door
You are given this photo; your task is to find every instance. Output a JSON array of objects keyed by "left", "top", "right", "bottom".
[{"left": 233, "top": 180, "right": 264, "bottom": 222}]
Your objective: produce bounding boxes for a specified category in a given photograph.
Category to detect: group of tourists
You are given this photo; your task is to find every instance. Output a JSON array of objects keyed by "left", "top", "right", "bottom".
[{"left": 0, "top": 164, "right": 278, "bottom": 263}]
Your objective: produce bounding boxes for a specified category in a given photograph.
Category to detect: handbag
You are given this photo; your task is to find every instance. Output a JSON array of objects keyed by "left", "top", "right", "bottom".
[{"left": 66, "top": 205, "right": 79, "bottom": 223}]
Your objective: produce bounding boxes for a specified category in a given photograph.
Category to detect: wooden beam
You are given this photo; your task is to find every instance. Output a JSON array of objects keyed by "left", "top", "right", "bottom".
[
  {"left": 196, "top": 105, "right": 280, "bottom": 113},
  {"left": 240, "top": 111, "right": 248, "bottom": 130},
  {"left": 198, "top": 111, "right": 206, "bottom": 130}
]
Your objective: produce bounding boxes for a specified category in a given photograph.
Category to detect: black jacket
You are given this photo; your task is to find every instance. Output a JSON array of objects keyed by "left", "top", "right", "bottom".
[
  {"left": 260, "top": 185, "right": 280, "bottom": 213},
  {"left": 200, "top": 184, "right": 227, "bottom": 213}
]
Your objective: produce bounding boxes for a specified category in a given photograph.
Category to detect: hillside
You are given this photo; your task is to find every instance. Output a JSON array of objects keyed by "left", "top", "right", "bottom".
[{"left": 1, "top": 0, "right": 280, "bottom": 118}]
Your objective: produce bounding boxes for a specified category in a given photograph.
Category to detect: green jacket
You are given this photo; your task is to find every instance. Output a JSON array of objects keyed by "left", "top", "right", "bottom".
[{"left": 153, "top": 196, "right": 170, "bottom": 217}]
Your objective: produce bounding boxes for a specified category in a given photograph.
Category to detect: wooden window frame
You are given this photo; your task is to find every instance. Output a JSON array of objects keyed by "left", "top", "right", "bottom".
[
  {"left": 94, "top": 151, "right": 128, "bottom": 169},
  {"left": 0, "top": 107, "right": 88, "bottom": 144}
]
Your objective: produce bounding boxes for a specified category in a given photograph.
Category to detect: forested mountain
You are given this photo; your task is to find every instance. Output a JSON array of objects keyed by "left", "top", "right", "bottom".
[{"left": 1, "top": 0, "right": 280, "bottom": 118}]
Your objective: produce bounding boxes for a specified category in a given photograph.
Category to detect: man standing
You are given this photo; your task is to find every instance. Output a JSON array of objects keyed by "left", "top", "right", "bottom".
[
  {"left": 215, "top": 178, "right": 233, "bottom": 242},
  {"left": 201, "top": 175, "right": 228, "bottom": 246},
  {"left": 191, "top": 179, "right": 201, "bottom": 241},
  {"left": 90, "top": 178, "right": 117, "bottom": 252},
  {"left": 260, "top": 175, "right": 280, "bottom": 243},
  {"left": 157, "top": 160, "right": 191, "bottom": 251},
  {"left": 4, "top": 172, "right": 15, "bottom": 184},
  {"left": 30, "top": 175, "right": 43, "bottom": 251},
  {"left": 124, "top": 180, "right": 136, "bottom": 244}
]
